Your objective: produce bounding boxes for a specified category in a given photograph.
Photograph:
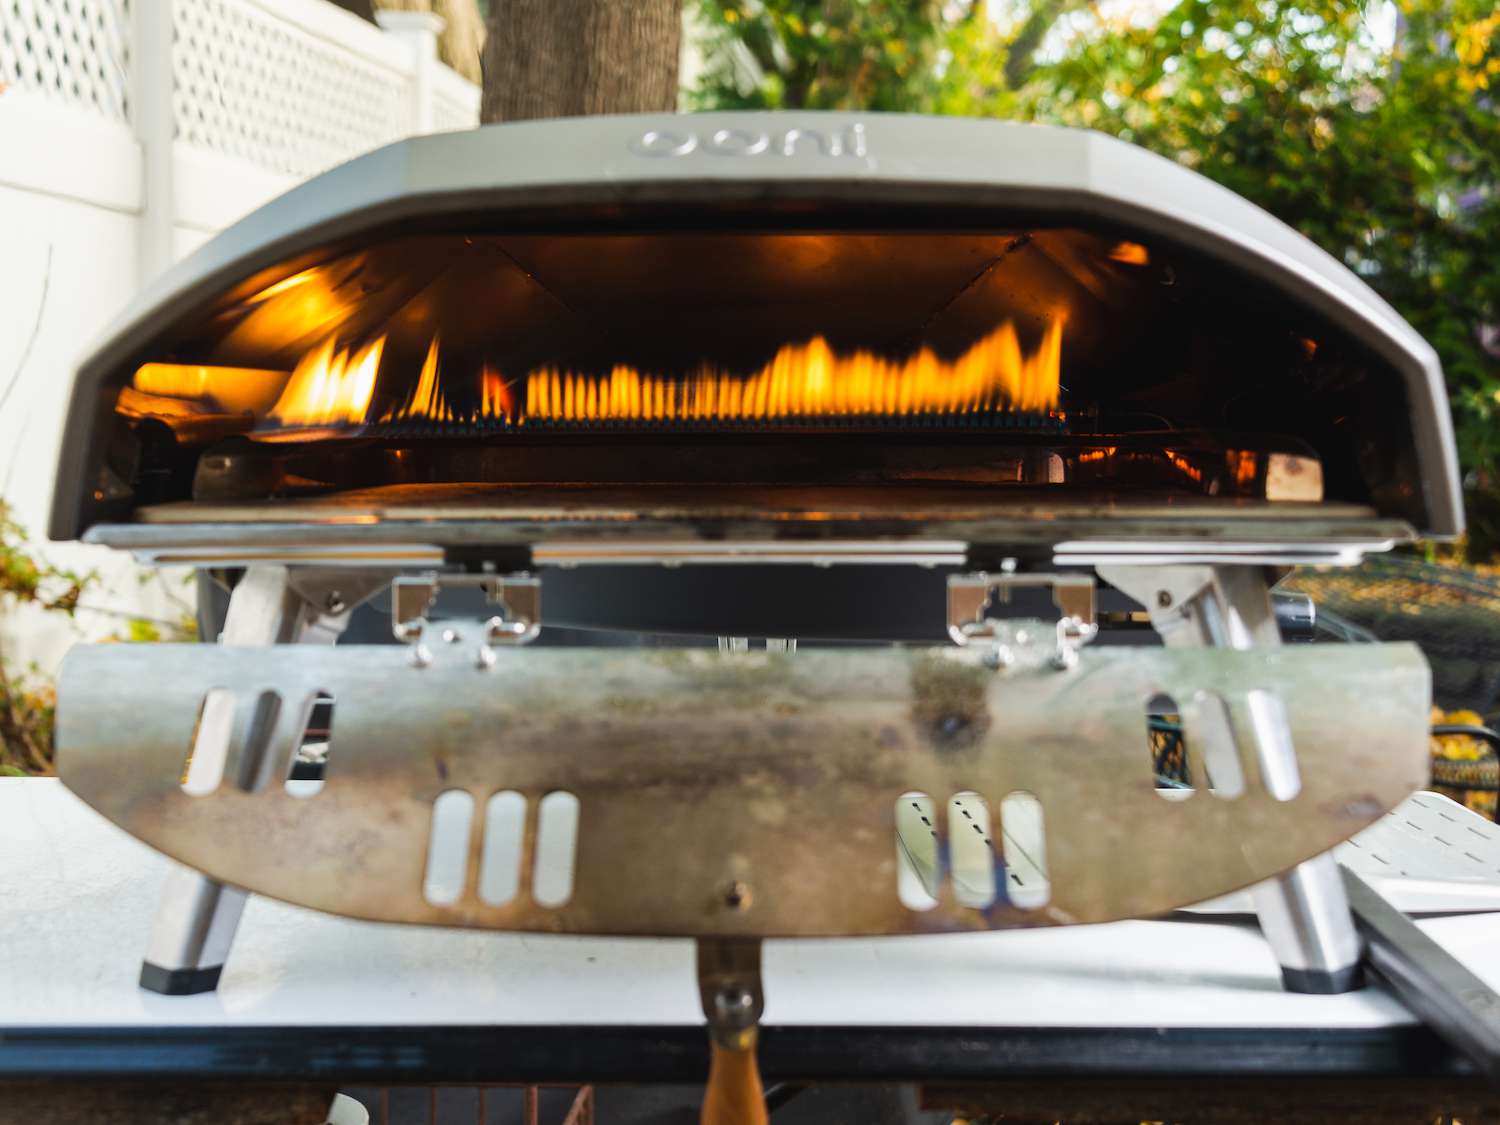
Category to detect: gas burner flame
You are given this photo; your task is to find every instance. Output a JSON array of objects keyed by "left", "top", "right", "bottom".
[
  {"left": 524, "top": 319, "right": 1062, "bottom": 425},
  {"left": 265, "top": 336, "right": 384, "bottom": 429},
  {"left": 383, "top": 339, "right": 453, "bottom": 424},
  {"left": 129, "top": 316, "right": 1062, "bottom": 434}
]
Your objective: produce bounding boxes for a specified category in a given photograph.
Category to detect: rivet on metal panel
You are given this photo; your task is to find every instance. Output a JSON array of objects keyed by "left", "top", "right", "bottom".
[{"left": 723, "top": 881, "right": 753, "bottom": 911}]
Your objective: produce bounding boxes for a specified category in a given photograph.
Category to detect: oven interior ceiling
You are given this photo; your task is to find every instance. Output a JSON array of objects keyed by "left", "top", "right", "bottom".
[{"left": 97, "top": 225, "right": 1419, "bottom": 530}]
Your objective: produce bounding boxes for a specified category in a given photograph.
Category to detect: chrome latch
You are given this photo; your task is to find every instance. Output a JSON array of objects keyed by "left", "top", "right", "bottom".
[
  {"left": 947, "top": 569, "right": 1098, "bottom": 670},
  {"left": 392, "top": 573, "right": 541, "bottom": 668}
]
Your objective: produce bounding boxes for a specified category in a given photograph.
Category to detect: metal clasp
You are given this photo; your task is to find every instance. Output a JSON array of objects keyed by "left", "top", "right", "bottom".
[
  {"left": 392, "top": 573, "right": 541, "bottom": 668},
  {"left": 947, "top": 569, "right": 1098, "bottom": 671}
]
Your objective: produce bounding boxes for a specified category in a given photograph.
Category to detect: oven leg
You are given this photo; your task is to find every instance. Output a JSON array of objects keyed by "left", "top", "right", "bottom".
[
  {"left": 138, "top": 566, "right": 355, "bottom": 995},
  {"left": 1096, "top": 564, "right": 1364, "bottom": 994}
]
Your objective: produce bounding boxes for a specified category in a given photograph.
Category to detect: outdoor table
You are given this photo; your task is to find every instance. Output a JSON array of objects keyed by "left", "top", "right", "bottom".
[{"left": 3, "top": 778, "right": 1497, "bottom": 1121}]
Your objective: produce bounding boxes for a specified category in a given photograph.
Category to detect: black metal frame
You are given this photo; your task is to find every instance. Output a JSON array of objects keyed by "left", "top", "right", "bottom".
[{"left": 0, "top": 1024, "right": 1471, "bottom": 1085}]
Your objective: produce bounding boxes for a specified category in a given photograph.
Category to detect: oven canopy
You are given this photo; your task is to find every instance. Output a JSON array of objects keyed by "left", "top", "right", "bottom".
[{"left": 98, "top": 222, "right": 1417, "bottom": 525}]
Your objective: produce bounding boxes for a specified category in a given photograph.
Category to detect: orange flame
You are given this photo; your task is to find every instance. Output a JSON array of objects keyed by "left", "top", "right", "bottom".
[
  {"left": 1162, "top": 448, "right": 1204, "bottom": 483},
  {"left": 481, "top": 364, "right": 513, "bottom": 421},
  {"left": 523, "top": 319, "right": 1061, "bottom": 425},
  {"left": 1108, "top": 241, "right": 1150, "bottom": 266},
  {"left": 1228, "top": 449, "right": 1258, "bottom": 487},
  {"left": 150, "top": 317, "right": 1061, "bottom": 435},
  {"left": 382, "top": 339, "right": 454, "bottom": 424},
  {"left": 265, "top": 336, "right": 384, "bottom": 430}
]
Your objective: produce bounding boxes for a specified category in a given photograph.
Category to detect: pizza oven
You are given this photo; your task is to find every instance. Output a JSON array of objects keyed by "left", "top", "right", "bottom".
[
  {"left": 49, "top": 115, "right": 1453, "bottom": 1085},
  {"left": 51, "top": 113, "right": 1459, "bottom": 565}
]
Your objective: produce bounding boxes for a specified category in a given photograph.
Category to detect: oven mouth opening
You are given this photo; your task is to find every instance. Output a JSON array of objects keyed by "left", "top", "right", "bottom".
[{"left": 94, "top": 223, "right": 1412, "bottom": 527}]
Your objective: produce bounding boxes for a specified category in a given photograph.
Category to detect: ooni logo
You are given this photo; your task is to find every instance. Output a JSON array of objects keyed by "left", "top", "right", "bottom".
[{"left": 629, "top": 123, "right": 868, "bottom": 159}]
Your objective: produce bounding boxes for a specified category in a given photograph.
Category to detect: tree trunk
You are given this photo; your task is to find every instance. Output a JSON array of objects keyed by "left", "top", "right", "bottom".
[{"left": 481, "top": 0, "right": 682, "bottom": 124}]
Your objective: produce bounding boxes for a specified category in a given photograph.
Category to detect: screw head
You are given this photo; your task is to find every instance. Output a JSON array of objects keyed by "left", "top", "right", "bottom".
[
  {"left": 723, "top": 880, "right": 752, "bottom": 910},
  {"left": 1157, "top": 590, "right": 1173, "bottom": 608},
  {"left": 713, "top": 986, "right": 755, "bottom": 1022}
]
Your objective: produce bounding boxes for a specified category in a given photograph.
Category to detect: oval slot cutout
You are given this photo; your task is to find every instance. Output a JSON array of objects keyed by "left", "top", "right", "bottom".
[
  {"left": 1245, "top": 689, "right": 1301, "bottom": 801},
  {"left": 895, "top": 792, "right": 940, "bottom": 911},
  {"left": 532, "top": 791, "right": 580, "bottom": 908},
  {"left": 1147, "top": 693, "right": 1193, "bottom": 799},
  {"left": 232, "top": 690, "right": 284, "bottom": 793},
  {"left": 479, "top": 791, "right": 528, "bottom": 906},
  {"left": 948, "top": 792, "right": 997, "bottom": 909},
  {"left": 1000, "top": 791, "right": 1050, "bottom": 910},
  {"left": 1187, "top": 690, "right": 1246, "bottom": 799},
  {"left": 423, "top": 790, "right": 475, "bottom": 906},
  {"left": 181, "top": 688, "right": 236, "bottom": 796},
  {"left": 285, "top": 692, "right": 334, "bottom": 798}
]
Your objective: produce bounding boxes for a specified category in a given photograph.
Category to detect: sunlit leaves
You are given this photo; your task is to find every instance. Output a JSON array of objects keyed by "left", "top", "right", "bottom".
[{"left": 693, "top": 0, "right": 1500, "bottom": 542}]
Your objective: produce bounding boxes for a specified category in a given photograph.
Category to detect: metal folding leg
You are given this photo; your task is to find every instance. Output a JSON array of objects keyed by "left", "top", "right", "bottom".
[
  {"left": 1099, "top": 564, "right": 1365, "bottom": 994},
  {"left": 139, "top": 566, "right": 352, "bottom": 995}
]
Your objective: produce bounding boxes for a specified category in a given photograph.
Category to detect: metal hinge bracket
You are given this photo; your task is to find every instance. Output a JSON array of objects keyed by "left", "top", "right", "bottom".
[
  {"left": 392, "top": 573, "right": 541, "bottom": 668},
  {"left": 947, "top": 569, "right": 1098, "bottom": 670}
]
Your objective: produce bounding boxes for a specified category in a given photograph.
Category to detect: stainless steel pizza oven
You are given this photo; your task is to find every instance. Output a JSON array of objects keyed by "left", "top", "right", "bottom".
[
  {"left": 49, "top": 114, "right": 1455, "bottom": 1070},
  {"left": 52, "top": 113, "right": 1460, "bottom": 563}
]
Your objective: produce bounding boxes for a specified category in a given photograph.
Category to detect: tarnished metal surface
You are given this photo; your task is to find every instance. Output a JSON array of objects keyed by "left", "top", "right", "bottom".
[{"left": 57, "top": 643, "right": 1430, "bottom": 937}]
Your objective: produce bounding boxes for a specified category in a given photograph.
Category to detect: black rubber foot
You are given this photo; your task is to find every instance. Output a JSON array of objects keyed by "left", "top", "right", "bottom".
[
  {"left": 1280, "top": 963, "right": 1365, "bottom": 995},
  {"left": 139, "top": 962, "right": 223, "bottom": 995}
]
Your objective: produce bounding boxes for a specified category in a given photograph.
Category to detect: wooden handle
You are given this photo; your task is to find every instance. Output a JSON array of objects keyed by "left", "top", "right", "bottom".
[{"left": 701, "top": 1039, "right": 768, "bottom": 1125}]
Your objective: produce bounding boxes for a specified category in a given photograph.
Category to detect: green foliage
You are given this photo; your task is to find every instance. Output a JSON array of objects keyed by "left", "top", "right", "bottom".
[
  {"left": 686, "top": 1, "right": 1009, "bottom": 112},
  {"left": 0, "top": 502, "right": 92, "bottom": 617},
  {"left": 1023, "top": 0, "right": 1500, "bottom": 493},
  {"left": 0, "top": 501, "right": 93, "bottom": 776},
  {"left": 0, "top": 661, "right": 56, "bottom": 777},
  {"left": 691, "top": 0, "right": 1500, "bottom": 547},
  {"left": 0, "top": 502, "right": 194, "bottom": 775}
]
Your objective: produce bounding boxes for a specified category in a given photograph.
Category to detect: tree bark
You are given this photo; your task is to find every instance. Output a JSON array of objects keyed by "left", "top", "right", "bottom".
[{"left": 481, "top": 0, "right": 682, "bottom": 123}]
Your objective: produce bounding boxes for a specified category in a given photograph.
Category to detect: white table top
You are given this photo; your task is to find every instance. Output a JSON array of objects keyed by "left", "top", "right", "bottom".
[{"left": 4, "top": 777, "right": 1499, "bottom": 1031}]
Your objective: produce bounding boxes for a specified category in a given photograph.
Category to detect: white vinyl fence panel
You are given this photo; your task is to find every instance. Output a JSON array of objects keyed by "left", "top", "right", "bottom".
[
  {"left": 0, "top": 0, "right": 480, "bottom": 670},
  {"left": 0, "top": 0, "right": 130, "bottom": 121}
]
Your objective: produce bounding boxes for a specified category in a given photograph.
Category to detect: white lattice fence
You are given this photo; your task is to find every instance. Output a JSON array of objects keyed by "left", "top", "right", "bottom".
[
  {"left": 172, "top": 0, "right": 418, "bottom": 177},
  {"left": 431, "top": 62, "right": 480, "bottom": 133},
  {"left": 0, "top": 0, "right": 130, "bottom": 119}
]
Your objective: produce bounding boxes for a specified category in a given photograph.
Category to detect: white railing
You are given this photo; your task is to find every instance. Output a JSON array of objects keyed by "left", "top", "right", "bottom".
[
  {"left": 432, "top": 54, "right": 483, "bottom": 134},
  {"left": 1, "top": 0, "right": 480, "bottom": 182},
  {"left": 0, "top": 0, "right": 481, "bottom": 670},
  {"left": 0, "top": 0, "right": 131, "bottom": 122},
  {"left": 174, "top": 0, "right": 413, "bottom": 177}
]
